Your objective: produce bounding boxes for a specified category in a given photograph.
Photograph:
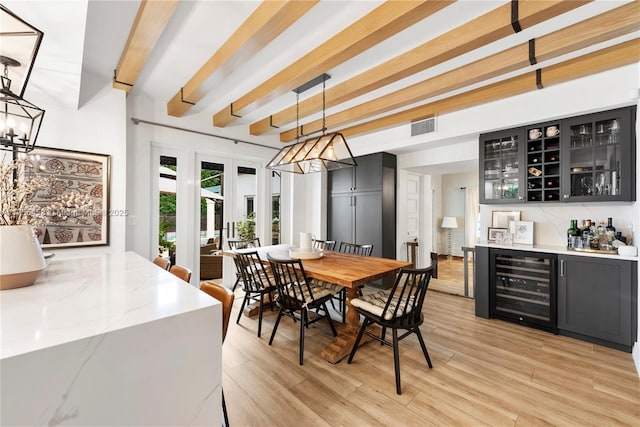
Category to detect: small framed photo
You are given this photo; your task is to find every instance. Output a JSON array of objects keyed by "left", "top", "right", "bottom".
[
  {"left": 512, "top": 220, "right": 534, "bottom": 245},
  {"left": 491, "top": 210, "right": 521, "bottom": 228},
  {"left": 488, "top": 227, "right": 509, "bottom": 243}
]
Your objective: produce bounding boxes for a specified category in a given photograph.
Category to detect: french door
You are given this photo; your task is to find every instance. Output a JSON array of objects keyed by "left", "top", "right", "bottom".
[
  {"left": 197, "top": 154, "right": 261, "bottom": 287},
  {"left": 151, "top": 146, "right": 264, "bottom": 285}
]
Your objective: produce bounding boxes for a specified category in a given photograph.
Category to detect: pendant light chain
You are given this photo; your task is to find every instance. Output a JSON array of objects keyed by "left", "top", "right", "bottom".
[
  {"left": 295, "top": 91, "right": 300, "bottom": 142},
  {"left": 322, "top": 78, "right": 326, "bottom": 134}
]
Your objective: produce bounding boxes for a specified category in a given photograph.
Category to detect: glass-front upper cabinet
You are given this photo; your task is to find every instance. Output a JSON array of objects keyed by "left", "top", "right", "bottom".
[
  {"left": 479, "top": 128, "right": 524, "bottom": 203},
  {"left": 561, "top": 106, "right": 635, "bottom": 202}
]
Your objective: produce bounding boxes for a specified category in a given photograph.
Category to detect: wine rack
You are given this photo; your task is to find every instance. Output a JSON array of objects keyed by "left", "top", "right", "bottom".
[
  {"left": 490, "top": 249, "right": 557, "bottom": 332},
  {"left": 526, "top": 124, "right": 561, "bottom": 202}
]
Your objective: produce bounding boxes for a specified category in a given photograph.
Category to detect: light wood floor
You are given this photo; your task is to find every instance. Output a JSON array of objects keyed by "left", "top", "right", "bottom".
[
  {"left": 430, "top": 255, "right": 474, "bottom": 298},
  {"left": 223, "top": 288, "right": 639, "bottom": 426}
]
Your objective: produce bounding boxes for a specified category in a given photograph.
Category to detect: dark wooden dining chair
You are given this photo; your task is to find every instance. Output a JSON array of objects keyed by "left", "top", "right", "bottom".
[
  {"left": 348, "top": 266, "right": 433, "bottom": 395},
  {"left": 169, "top": 265, "right": 192, "bottom": 282},
  {"left": 333, "top": 242, "right": 374, "bottom": 321},
  {"left": 338, "top": 241, "right": 373, "bottom": 256},
  {"left": 199, "top": 281, "right": 235, "bottom": 427},
  {"left": 234, "top": 250, "right": 277, "bottom": 338},
  {"left": 228, "top": 238, "right": 261, "bottom": 291},
  {"left": 267, "top": 254, "right": 339, "bottom": 365},
  {"left": 227, "top": 238, "right": 261, "bottom": 250},
  {"left": 152, "top": 255, "right": 171, "bottom": 271},
  {"left": 312, "top": 239, "right": 336, "bottom": 251}
]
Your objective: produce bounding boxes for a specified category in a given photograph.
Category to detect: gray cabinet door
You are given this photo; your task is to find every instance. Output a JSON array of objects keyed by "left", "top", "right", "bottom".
[
  {"left": 354, "top": 192, "right": 383, "bottom": 257},
  {"left": 557, "top": 255, "right": 635, "bottom": 347},
  {"left": 329, "top": 167, "right": 354, "bottom": 195},
  {"left": 474, "top": 246, "right": 490, "bottom": 318},
  {"left": 328, "top": 193, "right": 354, "bottom": 244}
]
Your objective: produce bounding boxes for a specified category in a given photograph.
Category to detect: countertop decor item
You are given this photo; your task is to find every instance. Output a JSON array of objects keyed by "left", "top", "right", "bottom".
[{"left": 0, "top": 224, "right": 45, "bottom": 290}]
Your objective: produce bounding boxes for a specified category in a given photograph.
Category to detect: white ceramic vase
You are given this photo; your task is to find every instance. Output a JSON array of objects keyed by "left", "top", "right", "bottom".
[{"left": 0, "top": 225, "right": 46, "bottom": 290}]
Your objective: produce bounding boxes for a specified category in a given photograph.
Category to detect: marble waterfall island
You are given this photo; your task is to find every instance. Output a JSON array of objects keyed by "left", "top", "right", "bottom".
[{"left": 0, "top": 251, "right": 222, "bottom": 426}]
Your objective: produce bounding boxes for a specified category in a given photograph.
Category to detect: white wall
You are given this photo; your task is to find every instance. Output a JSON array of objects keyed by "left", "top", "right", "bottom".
[{"left": 29, "top": 84, "right": 127, "bottom": 256}]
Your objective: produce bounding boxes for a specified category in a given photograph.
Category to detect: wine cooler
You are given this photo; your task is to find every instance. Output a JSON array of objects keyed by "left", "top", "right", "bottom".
[{"left": 490, "top": 249, "right": 557, "bottom": 333}]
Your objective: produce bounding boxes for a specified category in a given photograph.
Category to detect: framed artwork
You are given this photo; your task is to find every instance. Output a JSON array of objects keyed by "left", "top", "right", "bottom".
[
  {"left": 513, "top": 220, "right": 534, "bottom": 245},
  {"left": 487, "top": 227, "right": 508, "bottom": 243},
  {"left": 491, "top": 210, "right": 521, "bottom": 228},
  {"left": 26, "top": 147, "right": 110, "bottom": 248}
]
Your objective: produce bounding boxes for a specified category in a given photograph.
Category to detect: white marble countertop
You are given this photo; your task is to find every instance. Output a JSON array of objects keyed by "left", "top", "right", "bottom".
[
  {"left": 475, "top": 241, "right": 639, "bottom": 261},
  {"left": 0, "top": 251, "right": 218, "bottom": 359}
]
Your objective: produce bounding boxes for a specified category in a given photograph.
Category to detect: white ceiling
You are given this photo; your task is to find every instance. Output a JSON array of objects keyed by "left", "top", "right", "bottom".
[{"left": 3, "top": 0, "right": 638, "bottom": 175}]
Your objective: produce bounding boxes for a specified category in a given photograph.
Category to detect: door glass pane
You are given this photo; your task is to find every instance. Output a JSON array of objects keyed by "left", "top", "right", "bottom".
[
  {"left": 271, "top": 171, "right": 280, "bottom": 244},
  {"left": 482, "top": 135, "right": 518, "bottom": 200},
  {"left": 235, "top": 166, "right": 257, "bottom": 241},
  {"left": 159, "top": 156, "right": 177, "bottom": 264},
  {"left": 200, "top": 161, "right": 224, "bottom": 250}
]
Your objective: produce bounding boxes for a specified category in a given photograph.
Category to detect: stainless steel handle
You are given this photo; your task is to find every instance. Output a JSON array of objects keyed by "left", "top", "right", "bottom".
[
  {"left": 226, "top": 222, "right": 230, "bottom": 239},
  {"left": 232, "top": 221, "right": 235, "bottom": 238},
  {"left": 560, "top": 259, "right": 565, "bottom": 277}
]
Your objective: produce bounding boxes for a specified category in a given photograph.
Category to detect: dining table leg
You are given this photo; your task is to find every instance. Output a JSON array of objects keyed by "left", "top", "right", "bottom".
[{"left": 321, "top": 286, "right": 371, "bottom": 363}]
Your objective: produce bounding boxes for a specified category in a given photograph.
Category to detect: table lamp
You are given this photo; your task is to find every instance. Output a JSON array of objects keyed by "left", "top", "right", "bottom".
[{"left": 441, "top": 216, "right": 458, "bottom": 261}]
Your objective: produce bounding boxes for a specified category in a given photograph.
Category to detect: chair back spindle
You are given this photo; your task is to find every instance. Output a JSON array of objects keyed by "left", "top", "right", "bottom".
[
  {"left": 338, "top": 242, "right": 373, "bottom": 256},
  {"left": 312, "top": 239, "right": 336, "bottom": 251},
  {"left": 228, "top": 238, "right": 261, "bottom": 250}
]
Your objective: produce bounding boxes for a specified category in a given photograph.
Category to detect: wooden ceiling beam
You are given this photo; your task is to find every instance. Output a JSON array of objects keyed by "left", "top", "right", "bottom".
[
  {"left": 167, "top": 1, "right": 317, "bottom": 117},
  {"left": 213, "top": 0, "right": 454, "bottom": 128},
  {"left": 279, "top": 1, "right": 640, "bottom": 142},
  {"left": 335, "top": 39, "right": 639, "bottom": 139},
  {"left": 113, "top": 0, "right": 179, "bottom": 92},
  {"left": 251, "top": 0, "right": 589, "bottom": 136}
]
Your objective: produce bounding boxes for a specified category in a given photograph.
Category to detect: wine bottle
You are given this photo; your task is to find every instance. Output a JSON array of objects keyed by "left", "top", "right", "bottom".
[
  {"left": 606, "top": 217, "right": 616, "bottom": 233},
  {"left": 567, "top": 219, "right": 578, "bottom": 248},
  {"left": 606, "top": 217, "right": 615, "bottom": 243},
  {"left": 596, "top": 221, "right": 606, "bottom": 249}
]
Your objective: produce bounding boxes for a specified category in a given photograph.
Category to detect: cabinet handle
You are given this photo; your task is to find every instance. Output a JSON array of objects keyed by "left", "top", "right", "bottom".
[
  {"left": 351, "top": 196, "right": 356, "bottom": 206},
  {"left": 226, "top": 222, "right": 229, "bottom": 239},
  {"left": 560, "top": 259, "right": 565, "bottom": 277},
  {"left": 232, "top": 221, "right": 235, "bottom": 238},
  {"left": 563, "top": 194, "right": 569, "bottom": 199}
]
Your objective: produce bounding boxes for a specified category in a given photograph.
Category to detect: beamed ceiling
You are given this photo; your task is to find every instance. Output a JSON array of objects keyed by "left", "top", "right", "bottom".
[{"left": 6, "top": 0, "right": 640, "bottom": 152}]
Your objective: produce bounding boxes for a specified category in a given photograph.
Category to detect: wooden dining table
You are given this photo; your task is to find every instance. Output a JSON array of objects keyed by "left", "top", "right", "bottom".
[{"left": 228, "top": 245, "right": 410, "bottom": 363}]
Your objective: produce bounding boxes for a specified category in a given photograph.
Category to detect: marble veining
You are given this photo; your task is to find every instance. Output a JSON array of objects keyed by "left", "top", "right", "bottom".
[
  {"left": 1, "top": 252, "right": 222, "bottom": 426},
  {"left": 1, "top": 251, "right": 216, "bottom": 359}
]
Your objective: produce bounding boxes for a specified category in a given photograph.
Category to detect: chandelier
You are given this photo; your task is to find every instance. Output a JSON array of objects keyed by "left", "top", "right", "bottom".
[
  {"left": 0, "top": 5, "right": 45, "bottom": 154},
  {"left": 267, "top": 75, "right": 356, "bottom": 174}
]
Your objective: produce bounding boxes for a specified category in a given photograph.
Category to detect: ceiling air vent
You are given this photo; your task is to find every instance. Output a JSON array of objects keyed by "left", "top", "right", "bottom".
[{"left": 411, "top": 117, "right": 436, "bottom": 136}]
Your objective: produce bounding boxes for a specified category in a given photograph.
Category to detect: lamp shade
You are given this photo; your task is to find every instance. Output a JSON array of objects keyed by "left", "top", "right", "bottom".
[
  {"left": 441, "top": 216, "right": 458, "bottom": 229},
  {"left": 266, "top": 132, "right": 357, "bottom": 174}
]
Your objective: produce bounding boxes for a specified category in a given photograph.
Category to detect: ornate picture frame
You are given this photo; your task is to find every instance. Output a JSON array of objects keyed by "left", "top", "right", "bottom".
[{"left": 27, "top": 146, "right": 110, "bottom": 248}]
